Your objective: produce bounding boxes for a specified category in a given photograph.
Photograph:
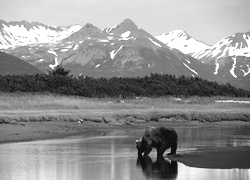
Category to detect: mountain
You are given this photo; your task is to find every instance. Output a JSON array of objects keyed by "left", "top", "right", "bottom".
[
  {"left": 0, "top": 51, "right": 43, "bottom": 75},
  {"left": 1, "top": 19, "right": 214, "bottom": 81},
  {"left": 192, "top": 32, "right": 250, "bottom": 90},
  {"left": 0, "top": 20, "right": 82, "bottom": 49},
  {"left": 62, "top": 23, "right": 104, "bottom": 43},
  {"left": 3, "top": 18, "right": 249, "bottom": 90},
  {"left": 156, "top": 30, "right": 250, "bottom": 90},
  {"left": 193, "top": 32, "right": 250, "bottom": 60},
  {"left": 155, "top": 30, "right": 211, "bottom": 56},
  {"left": 57, "top": 19, "right": 213, "bottom": 78}
]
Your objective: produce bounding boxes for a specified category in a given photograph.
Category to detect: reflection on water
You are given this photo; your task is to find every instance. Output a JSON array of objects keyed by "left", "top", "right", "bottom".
[
  {"left": 137, "top": 156, "right": 177, "bottom": 179},
  {"left": 0, "top": 126, "right": 250, "bottom": 180}
]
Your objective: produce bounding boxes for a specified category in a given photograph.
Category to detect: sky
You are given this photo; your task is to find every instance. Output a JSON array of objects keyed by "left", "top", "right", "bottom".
[{"left": 0, "top": 0, "right": 249, "bottom": 45}]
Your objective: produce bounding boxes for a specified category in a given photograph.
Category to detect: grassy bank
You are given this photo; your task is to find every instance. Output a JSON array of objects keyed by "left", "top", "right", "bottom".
[{"left": 0, "top": 93, "right": 250, "bottom": 124}]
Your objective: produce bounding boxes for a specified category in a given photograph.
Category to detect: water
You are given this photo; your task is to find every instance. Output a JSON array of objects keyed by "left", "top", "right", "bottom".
[{"left": 0, "top": 125, "right": 250, "bottom": 180}]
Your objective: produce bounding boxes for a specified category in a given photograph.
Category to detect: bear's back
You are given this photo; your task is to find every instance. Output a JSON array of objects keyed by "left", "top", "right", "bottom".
[{"left": 150, "top": 127, "right": 178, "bottom": 142}]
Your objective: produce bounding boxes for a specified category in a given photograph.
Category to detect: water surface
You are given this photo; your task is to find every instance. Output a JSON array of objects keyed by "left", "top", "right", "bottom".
[{"left": 0, "top": 125, "right": 250, "bottom": 180}]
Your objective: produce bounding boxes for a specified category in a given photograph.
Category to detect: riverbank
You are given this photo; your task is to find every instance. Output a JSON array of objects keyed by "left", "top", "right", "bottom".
[
  {"left": 1, "top": 120, "right": 250, "bottom": 170},
  {"left": 1, "top": 94, "right": 250, "bottom": 123},
  {"left": 0, "top": 118, "right": 201, "bottom": 144},
  {"left": 1, "top": 94, "right": 250, "bottom": 169},
  {"left": 0, "top": 94, "right": 250, "bottom": 143}
]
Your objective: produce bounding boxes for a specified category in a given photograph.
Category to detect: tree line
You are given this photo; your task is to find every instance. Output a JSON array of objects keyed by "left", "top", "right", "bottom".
[{"left": 0, "top": 66, "right": 249, "bottom": 98}]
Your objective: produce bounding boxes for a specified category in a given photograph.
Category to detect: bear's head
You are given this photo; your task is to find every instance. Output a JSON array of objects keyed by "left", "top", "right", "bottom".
[
  {"left": 136, "top": 138, "right": 145, "bottom": 156},
  {"left": 136, "top": 139, "right": 142, "bottom": 149}
]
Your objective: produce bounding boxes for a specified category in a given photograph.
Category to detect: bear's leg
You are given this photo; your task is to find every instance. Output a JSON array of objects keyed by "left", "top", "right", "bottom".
[
  {"left": 143, "top": 146, "right": 152, "bottom": 156},
  {"left": 168, "top": 143, "right": 177, "bottom": 155},
  {"left": 157, "top": 145, "right": 167, "bottom": 157}
]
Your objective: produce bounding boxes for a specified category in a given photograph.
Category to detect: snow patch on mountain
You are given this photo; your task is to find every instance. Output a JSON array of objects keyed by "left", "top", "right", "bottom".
[
  {"left": 235, "top": 48, "right": 250, "bottom": 57},
  {"left": 48, "top": 49, "right": 59, "bottom": 69},
  {"left": 214, "top": 60, "right": 219, "bottom": 75},
  {"left": 185, "top": 59, "right": 190, "bottom": 64},
  {"left": 183, "top": 63, "right": 198, "bottom": 75},
  {"left": 99, "top": 39, "right": 109, "bottom": 43},
  {"left": 119, "top": 31, "right": 133, "bottom": 40},
  {"left": 110, "top": 45, "right": 123, "bottom": 59},
  {"left": 107, "top": 36, "right": 114, "bottom": 40},
  {"left": 121, "top": 31, "right": 131, "bottom": 38},
  {"left": 230, "top": 57, "right": 237, "bottom": 78},
  {"left": 104, "top": 24, "right": 118, "bottom": 33},
  {"left": 156, "top": 30, "right": 210, "bottom": 55},
  {"left": 61, "top": 49, "right": 69, "bottom": 52},
  {"left": 242, "top": 65, "right": 250, "bottom": 76},
  {"left": 48, "top": 49, "right": 57, "bottom": 57},
  {"left": 73, "top": 44, "right": 79, "bottom": 51},
  {"left": 0, "top": 21, "right": 82, "bottom": 49},
  {"left": 148, "top": 38, "right": 162, "bottom": 47}
]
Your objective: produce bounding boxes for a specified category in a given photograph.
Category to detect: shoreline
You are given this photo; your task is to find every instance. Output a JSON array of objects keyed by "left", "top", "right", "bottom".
[
  {"left": 1, "top": 119, "right": 250, "bottom": 169},
  {"left": 0, "top": 120, "right": 192, "bottom": 144},
  {"left": 168, "top": 146, "right": 250, "bottom": 169},
  {"left": 0, "top": 108, "right": 250, "bottom": 144},
  {"left": 1, "top": 114, "right": 249, "bottom": 144},
  {"left": 1, "top": 96, "right": 250, "bottom": 170}
]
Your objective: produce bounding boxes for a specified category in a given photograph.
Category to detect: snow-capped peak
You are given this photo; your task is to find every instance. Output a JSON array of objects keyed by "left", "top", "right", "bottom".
[
  {"left": 102, "top": 18, "right": 143, "bottom": 38},
  {"left": 193, "top": 31, "right": 250, "bottom": 60},
  {"left": 0, "top": 20, "right": 82, "bottom": 49},
  {"left": 155, "top": 30, "right": 211, "bottom": 55},
  {"left": 157, "top": 30, "right": 190, "bottom": 43}
]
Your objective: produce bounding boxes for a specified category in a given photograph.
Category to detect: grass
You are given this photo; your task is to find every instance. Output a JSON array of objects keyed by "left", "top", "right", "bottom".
[
  {"left": 0, "top": 92, "right": 144, "bottom": 110},
  {"left": 0, "top": 92, "right": 250, "bottom": 124}
]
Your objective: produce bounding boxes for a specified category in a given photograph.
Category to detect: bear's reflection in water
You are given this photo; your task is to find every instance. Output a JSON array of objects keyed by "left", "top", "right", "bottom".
[{"left": 136, "top": 156, "right": 178, "bottom": 179}]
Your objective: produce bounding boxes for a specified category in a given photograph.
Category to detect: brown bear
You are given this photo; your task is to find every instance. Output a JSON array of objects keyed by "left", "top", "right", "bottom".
[{"left": 135, "top": 127, "right": 178, "bottom": 157}]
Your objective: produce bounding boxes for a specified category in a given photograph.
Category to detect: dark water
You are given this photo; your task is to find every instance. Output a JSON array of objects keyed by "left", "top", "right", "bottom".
[{"left": 0, "top": 125, "right": 250, "bottom": 180}]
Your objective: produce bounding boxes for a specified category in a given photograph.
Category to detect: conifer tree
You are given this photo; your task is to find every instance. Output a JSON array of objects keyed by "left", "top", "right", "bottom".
[{"left": 48, "top": 65, "right": 71, "bottom": 76}]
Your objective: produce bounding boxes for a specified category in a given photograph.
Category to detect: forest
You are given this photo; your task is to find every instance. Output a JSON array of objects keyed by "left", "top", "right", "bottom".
[{"left": 0, "top": 66, "right": 249, "bottom": 98}]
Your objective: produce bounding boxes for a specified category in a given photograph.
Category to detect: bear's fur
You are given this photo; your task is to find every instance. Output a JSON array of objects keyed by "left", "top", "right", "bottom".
[{"left": 136, "top": 127, "right": 178, "bottom": 157}]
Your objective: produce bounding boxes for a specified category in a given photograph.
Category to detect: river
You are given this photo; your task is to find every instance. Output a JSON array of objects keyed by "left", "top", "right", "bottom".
[{"left": 0, "top": 125, "right": 250, "bottom": 180}]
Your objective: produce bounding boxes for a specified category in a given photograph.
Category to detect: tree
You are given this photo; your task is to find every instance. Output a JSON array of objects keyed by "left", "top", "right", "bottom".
[{"left": 48, "top": 65, "right": 71, "bottom": 76}]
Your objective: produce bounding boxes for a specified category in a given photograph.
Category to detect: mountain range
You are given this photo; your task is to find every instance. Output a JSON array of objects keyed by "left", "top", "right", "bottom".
[{"left": 0, "top": 19, "right": 249, "bottom": 90}]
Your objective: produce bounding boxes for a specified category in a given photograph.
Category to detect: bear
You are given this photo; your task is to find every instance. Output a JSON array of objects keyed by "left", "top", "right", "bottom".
[{"left": 135, "top": 127, "right": 178, "bottom": 157}]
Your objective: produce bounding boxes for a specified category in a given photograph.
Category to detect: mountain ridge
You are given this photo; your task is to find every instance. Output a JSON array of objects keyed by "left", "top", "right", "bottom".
[
  {"left": 0, "top": 20, "right": 82, "bottom": 49},
  {"left": 1, "top": 19, "right": 213, "bottom": 80},
  {"left": 0, "top": 19, "right": 249, "bottom": 90}
]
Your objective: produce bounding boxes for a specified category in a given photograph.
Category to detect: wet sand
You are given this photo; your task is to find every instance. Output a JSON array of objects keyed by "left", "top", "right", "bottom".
[
  {"left": 0, "top": 120, "right": 250, "bottom": 169},
  {"left": 168, "top": 146, "right": 250, "bottom": 169}
]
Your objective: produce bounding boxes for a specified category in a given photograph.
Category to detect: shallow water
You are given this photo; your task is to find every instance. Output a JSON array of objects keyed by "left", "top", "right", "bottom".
[{"left": 0, "top": 125, "right": 250, "bottom": 180}]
